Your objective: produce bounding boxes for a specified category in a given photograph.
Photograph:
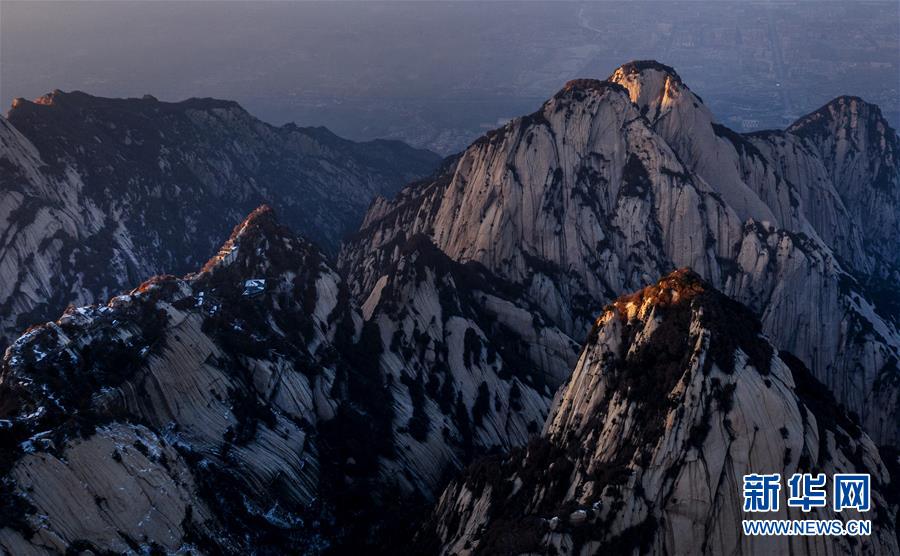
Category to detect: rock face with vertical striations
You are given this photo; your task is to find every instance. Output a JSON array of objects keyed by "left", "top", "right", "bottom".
[
  {"left": 419, "top": 270, "right": 899, "bottom": 556},
  {"left": 0, "top": 206, "right": 362, "bottom": 554},
  {"left": 359, "top": 234, "right": 578, "bottom": 499},
  {"left": 785, "top": 95, "right": 900, "bottom": 271},
  {"left": 0, "top": 207, "right": 574, "bottom": 554},
  {"left": 0, "top": 91, "right": 440, "bottom": 350},
  {"left": 340, "top": 61, "right": 900, "bottom": 445},
  {"left": 1, "top": 59, "right": 899, "bottom": 554}
]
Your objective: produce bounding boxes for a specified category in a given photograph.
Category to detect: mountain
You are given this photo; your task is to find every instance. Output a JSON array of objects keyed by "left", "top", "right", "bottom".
[
  {"left": 0, "top": 206, "right": 363, "bottom": 553},
  {"left": 340, "top": 61, "right": 900, "bottom": 446},
  {"left": 1, "top": 59, "right": 898, "bottom": 554},
  {"left": 785, "top": 95, "right": 900, "bottom": 271},
  {"left": 360, "top": 233, "right": 578, "bottom": 499},
  {"left": 418, "top": 270, "right": 899, "bottom": 556},
  {"left": 0, "top": 90, "right": 440, "bottom": 350},
  {"left": 0, "top": 207, "right": 577, "bottom": 554}
]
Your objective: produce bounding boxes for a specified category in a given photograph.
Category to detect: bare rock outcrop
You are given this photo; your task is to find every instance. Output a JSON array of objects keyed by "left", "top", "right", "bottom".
[
  {"left": 1, "top": 207, "right": 573, "bottom": 554},
  {"left": 0, "top": 91, "right": 439, "bottom": 349},
  {"left": 340, "top": 62, "right": 900, "bottom": 445},
  {"left": 419, "top": 270, "right": 899, "bottom": 556}
]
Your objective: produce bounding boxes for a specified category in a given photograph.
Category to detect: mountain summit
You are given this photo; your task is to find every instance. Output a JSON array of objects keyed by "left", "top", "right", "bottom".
[
  {"left": 341, "top": 60, "right": 900, "bottom": 446},
  {"left": 0, "top": 205, "right": 361, "bottom": 553},
  {"left": 0, "top": 206, "right": 573, "bottom": 553},
  {"left": 0, "top": 91, "right": 439, "bottom": 350},
  {"left": 419, "top": 270, "right": 898, "bottom": 555},
  {"left": 1, "top": 60, "right": 898, "bottom": 554}
]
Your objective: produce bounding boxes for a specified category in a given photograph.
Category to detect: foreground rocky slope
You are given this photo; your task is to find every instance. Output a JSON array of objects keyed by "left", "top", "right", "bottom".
[
  {"left": 0, "top": 206, "right": 361, "bottom": 553},
  {"left": 341, "top": 61, "right": 900, "bottom": 445},
  {"left": 0, "top": 207, "right": 574, "bottom": 554},
  {"left": 0, "top": 91, "right": 439, "bottom": 349},
  {"left": 419, "top": 270, "right": 899, "bottom": 556}
]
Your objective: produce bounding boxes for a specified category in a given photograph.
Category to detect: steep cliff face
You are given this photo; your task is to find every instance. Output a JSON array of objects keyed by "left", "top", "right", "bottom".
[
  {"left": 787, "top": 95, "right": 900, "bottom": 272},
  {"left": 0, "top": 117, "right": 108, "bottom": 353},
  {"left": 420, "top": 271, "right": 898, "bottom": 556},
  {"left": 340, "top": 62, "right": 900, "bottom": 445},
  {"left": 361, "top": 235, "right": 578, "bottom": 498},
  {"left": 0, "top": 206, "right": 362, "bottom": 554},
  {"left": 0, "top": 91, "right": 440, "bottom": 349},
  {"left": 0, "top": 207, "right": 578, "bottom": 554},
  {"left": 609, "top": 62, "right": 872, "bottom": 270},
  {"left": 2, "top": 60, "right": 898, "bottom": 554}
]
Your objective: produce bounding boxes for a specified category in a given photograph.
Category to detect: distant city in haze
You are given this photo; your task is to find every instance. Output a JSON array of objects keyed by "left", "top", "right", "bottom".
[{"left": 2, "top": 0, "right": 898, "bottom": 154}]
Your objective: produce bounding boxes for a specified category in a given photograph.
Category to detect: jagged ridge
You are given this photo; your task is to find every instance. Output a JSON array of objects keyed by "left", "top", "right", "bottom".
[
  {"left": 0, "top": 90, "right": 440, "bottom": 351},
  {"left": 0, "top": 207, "right": 577, "bottom": 554},
  {"left": 419, "top": 270, "right": 898, "bottom": 555},
  {"left": 340, "top": 59, "right": 900, "bottom": 446}
]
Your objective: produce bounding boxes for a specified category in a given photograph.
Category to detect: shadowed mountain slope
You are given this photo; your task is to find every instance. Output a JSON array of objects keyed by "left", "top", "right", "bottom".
[{"left": 0, "top": 90, "right": 439, "bottom": 350}]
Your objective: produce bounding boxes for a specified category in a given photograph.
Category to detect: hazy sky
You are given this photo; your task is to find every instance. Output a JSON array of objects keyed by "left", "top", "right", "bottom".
[{"left": 2, "top": 1, "right": 897, "bottom": 153}]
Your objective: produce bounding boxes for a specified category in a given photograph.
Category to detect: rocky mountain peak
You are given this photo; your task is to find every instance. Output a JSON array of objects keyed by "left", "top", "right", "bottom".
[
  {"left": 608, "top": 59, "right": 704, "bottom": 123},
  {"left": 564, "top": 269, "right": 775, "bottom": 440},
  {"left": 193, "top": 206, "right": 329, "bottom": 309},
  {"left": 342, "top": 58, "right": 900, "bottom": 447},
  {"left": 421, "top": 274, "right": 898, "bottom": 556},
  {"left": 615, "top": 60, "right": 684, "bottom": 82},
  {"left": 598, "top": 269, "right": 764, "bottom": 377},
  {"left": 606, "top": 267, "right": 706, "bottom": 316},
  {"left": 789, "top": 95, "right": 895, "bottom": 140},
  {"left": 0, "top": 203, "right": 365, "bottom": 554},
  {"left": 787, "top": 95, "right": 899, "bottom": 181},
  {"left": 0, "top": 88, "right": 438, "bottom": 351},
  {"left": 554, "top": 78, "right": 627, "bottom": 99},
  {"left": 198, "top": 204, "right": 292, "bottom": 271},
  {"left": 565, "top": 268, "right": 775, "bottom": 453},
  {"left": 786, "top": 94, "right": 900, "bottom": 268}
]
